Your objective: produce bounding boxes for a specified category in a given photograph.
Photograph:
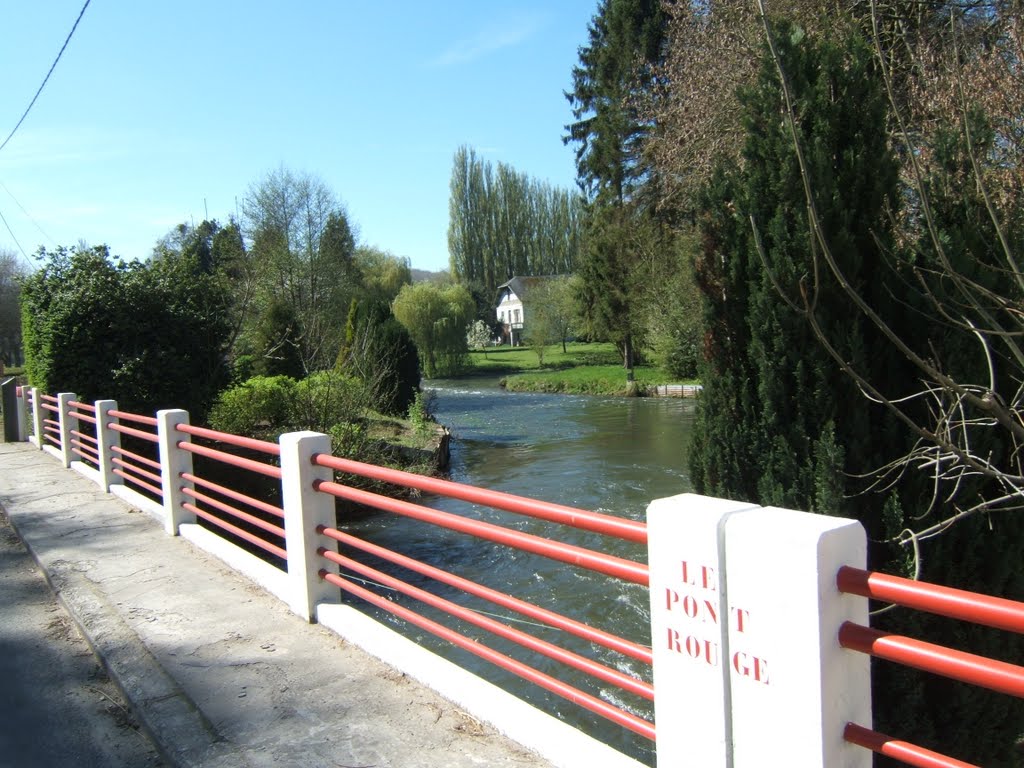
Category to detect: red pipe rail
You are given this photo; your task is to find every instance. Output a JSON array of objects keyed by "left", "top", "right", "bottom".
[
  {"left": 838, "top": 622, "right": 1024, "bottom": 698},
  {"left": 40, "top": 393, "right": 58, "bottom": 404},
  {"left": 68, "top": 400, "right": 97, "bottom": 424},
  {"left": 313, "top": 453, "right": 648, "bottom": 544},
  {"left": 320, "top": 526, "right": 651, "bottom": 664},
  {"left": 113, "top": 457, "right": 162, "bottom": 487},
  {"left": 315, "top": 479, "right": 648, "bottom": 585},
  {"left": 181, "top": 472, "right": 284, "bottom": 519},
  {"left": 184, "top": 502, "right": 287, "bottom": 560},
  {"left": 181, "top": 486, "right": 285, "bottom": 541},
  {"left": 111, "top": 445, "right": 160, "bottom": 472},
  {"left": 838, "top": 566, "right": 1024, "bottom": 634},
  {"left": 109, "top": 422, "right": 159, "bottom": 443},
  {"left": 843, "top": 723, "right": 980, "bottom": 768},
  {"left": 319, "top": 568, "right": 656, "bottom": 740},
  {"left": 319, "top": 544, "right": 652, "bottom": 700},
  {"left": 173, "top": 428, "right": 285, "bottom": 562},
  {"left": 71, "top": 429, "right": 98, "bottom": 448},
  {"left": 71, "top": 437, "right": 100, "bottom": 464},
  {"left": 107, "top": 409, "right": 157, "bottom": 426},
  {"left": 179, "top": 441, "right": 282, "bottom": 480},
  {"left": 176, "top": 424, "right": 280, "bottom": 456},
  {"left": 113, "top": 458, "right": 163, "bottom": 497},
  {"left": 312, "top": 463, "right": 653, "bottom": 747}
]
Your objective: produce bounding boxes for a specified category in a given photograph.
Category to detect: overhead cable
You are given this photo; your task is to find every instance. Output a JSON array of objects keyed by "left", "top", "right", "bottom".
[
  {"left": 0, "top": 179, "right": 57, "bottom": 247},
  {"left": 0, "top": 206, "right": 30, "bottom": 264},
  {"left": 0, "top": 0, "right": 92, "bottom": 155}
]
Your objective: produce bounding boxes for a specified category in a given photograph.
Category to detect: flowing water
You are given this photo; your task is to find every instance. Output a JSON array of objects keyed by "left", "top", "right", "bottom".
[{"left": 342, "top": 377, "right": 698, "bottom": 763}]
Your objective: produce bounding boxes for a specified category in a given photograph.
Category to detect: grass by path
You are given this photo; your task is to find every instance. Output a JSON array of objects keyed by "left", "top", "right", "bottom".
[{"left": 463, "top": 342, "right": 696, "bottom": 396}]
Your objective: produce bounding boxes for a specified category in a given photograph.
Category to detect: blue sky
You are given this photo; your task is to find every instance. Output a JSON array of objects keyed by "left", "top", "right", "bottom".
[{"left": 0, "top": 1, "right": 597, "bottom": 273}]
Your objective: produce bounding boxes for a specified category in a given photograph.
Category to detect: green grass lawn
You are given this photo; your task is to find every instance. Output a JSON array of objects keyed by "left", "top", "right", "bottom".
[
  {"left": 462, "top": 342, "right": 695, "bottom": 396},
  {"left": 465, "top": 341, "right": 623, "bottom": 375}
]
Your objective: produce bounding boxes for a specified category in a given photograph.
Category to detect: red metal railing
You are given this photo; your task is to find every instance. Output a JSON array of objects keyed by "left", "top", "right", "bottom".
[
  {"left": 317, "top": 454, "right": 647, "bottom": 543},
  {"left": 68, "top": 400, "right": 100, "bottom": 468},
  {"left": 312, "top": 453, "right": 654, "bottom": 743},
  {"left": 105, "top": 408, "right": 163, "bottom": 499},
  {"left": 843, "top": 723, "right": 980, "bottom": 768},
  {"left": 175, "top": 425, "right": 286, "bottom": 563},
  {"left": 838, "top": 566, "right": 1024, "bottom": 634},
  {"left": 838, "top": 566, "right": 1024, "bottom": 766}
]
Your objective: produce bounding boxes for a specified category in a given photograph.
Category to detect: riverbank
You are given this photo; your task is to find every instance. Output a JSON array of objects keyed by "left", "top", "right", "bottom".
[{"left": 462, "top": 343, "right": 698, "bottom": 397}]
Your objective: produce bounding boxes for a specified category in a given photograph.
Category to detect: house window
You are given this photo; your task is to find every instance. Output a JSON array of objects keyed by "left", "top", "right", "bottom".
[{"left": 514, "top": 309, "right": 521, "bottom": 323}]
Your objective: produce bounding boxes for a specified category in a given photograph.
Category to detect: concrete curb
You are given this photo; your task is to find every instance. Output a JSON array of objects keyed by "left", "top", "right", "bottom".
[{"left": 4, "top": 510, "right": 252, "bottom": 768}]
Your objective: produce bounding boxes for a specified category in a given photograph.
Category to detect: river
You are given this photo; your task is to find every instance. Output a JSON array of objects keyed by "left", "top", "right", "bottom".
[{"left": 342, "top": 377, "right": 698, "bottom": 763}]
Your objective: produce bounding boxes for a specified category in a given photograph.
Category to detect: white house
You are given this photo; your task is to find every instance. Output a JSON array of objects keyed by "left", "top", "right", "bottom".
[{"left": 495, "top": 276, "right": 550, "bottom": 346}]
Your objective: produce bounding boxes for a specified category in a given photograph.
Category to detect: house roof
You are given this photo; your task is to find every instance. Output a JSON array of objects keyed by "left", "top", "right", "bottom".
[{"left": 495, "top": 275, "right": 557, "bottom": 303}]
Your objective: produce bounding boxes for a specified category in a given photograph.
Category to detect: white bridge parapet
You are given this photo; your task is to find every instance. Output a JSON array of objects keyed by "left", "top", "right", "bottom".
[{"left": 647, "top": 493, "right": 871, "bottom": 768}]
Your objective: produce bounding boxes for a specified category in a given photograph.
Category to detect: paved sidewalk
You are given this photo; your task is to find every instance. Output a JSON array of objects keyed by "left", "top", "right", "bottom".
[
  {"left": 0, "top": 508, "right": 163, "bottom": 766},
  {"left": 0, "top": 442, "right": 550, "bottom": 768}
]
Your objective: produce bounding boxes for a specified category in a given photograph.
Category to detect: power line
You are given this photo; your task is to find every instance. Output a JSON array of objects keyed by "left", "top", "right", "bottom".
[
  {"left": 0, "top": 206, "right": 31, "bottom": 266},
  {"left": 0, "top": 179, "right": 57, "bottom": 247},
  {"left": 0, "top": 0, "right": 92, "bottom": 155}
]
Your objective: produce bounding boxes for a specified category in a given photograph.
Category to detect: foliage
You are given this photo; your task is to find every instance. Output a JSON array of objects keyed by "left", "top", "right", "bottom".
[
  {"left": 501, "top": 363, "right": 664, "bottom": 395},
  {"left": 447, "top": 145, "right": 584, "bottom": 302},
  {"left": 209, "top": 371, "right": 367, "bottom": 439},
  {"left": 0, "top": 249, "right": 26, "bottom": 366},
  {"left": 206, "top": 375, "right": 297, "bottom": 436},
  {"left": 574, "top": 204, "right": 658, "bottom": 372},
  {"left": 291, "top": 371, "right": 369, "bottom": 435},
  {"left": 646, "top": 1, "right": 1021, "bottom": 211},
  {"left": 465, "top": 319, "right": 493, "bottom": 355},
  {"left": 524, "top": 275, "right": 577, "bottom": 356},
  {"left": 565, "top": 0, "right": 669, "bottom": 378},
  {"left": 242, "top": 167, "right": 360, "bottom": 372},
  {"left": 392, "top": 282, "right": 474, "bottom": 378},
  {"left": 688, "top": 22, "right": 1024, "bottom": 763},
  {"left": 639, "top": 230, "right": 701, "bottom": 379},
  {"left": 251, "top": 297, "right": 305, "bottom": 378},
  {"left": 565, "top": 0, "right": 666, "bottom": 205},
  {"left": 354, "top": 245, "right": 412, "bottom": 305},
  {"left": 20, "top": 245, "right": 231, "bottom": 420},
  {"left": 336, "top": 298, "right": 420, "bottom": 416},
  {"left": 407, "top": 390, "right": 435, "bottom": 438}
]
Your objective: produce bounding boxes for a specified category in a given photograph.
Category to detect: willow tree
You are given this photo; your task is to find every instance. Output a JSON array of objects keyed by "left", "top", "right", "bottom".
[{"left": 392, "top": 282, "right": 474, "bottom": 378}]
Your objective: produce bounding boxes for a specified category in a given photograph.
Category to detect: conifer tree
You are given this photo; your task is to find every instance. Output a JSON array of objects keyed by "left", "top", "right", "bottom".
[
  {"left": 565, "top": 0, "right": 666, "bottom": 377},
  {"left": 691, "top": 22, "right": 1024, "bottom": 764}
]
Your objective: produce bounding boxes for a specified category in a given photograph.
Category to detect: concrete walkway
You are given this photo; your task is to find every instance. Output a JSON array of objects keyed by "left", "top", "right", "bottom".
[{"left": 0, "top": 442, "right": 551, "bottom": 768}]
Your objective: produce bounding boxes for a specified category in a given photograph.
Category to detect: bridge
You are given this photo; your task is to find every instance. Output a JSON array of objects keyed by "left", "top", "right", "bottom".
[{"left": 2, "top": 380, "right": 1022, "bottom": 767}]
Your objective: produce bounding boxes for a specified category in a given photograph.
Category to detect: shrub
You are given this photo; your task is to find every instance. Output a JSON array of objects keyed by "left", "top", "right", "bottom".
[{"left": 207, "top": 375, "right": 297, "bottom": 438}]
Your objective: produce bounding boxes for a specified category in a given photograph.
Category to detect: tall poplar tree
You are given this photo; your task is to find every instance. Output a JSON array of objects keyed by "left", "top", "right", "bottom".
[{"left": 448, "top": 145, "right": 583, "bottom": 310}]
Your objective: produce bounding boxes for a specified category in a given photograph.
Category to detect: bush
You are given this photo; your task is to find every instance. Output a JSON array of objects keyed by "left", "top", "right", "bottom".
[
  {"left": 20, "top": 245, "right": 231, "bottom": 420},
  {"left": 207, "top": 375, "right": 297, "bottom": 438},
  {"left": 291, "top": 371, "right": 368, "bottom": 433}
]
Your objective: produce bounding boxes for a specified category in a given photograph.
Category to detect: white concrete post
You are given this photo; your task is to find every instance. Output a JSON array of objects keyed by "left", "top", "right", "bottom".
[
  {"left": 95, "top": 399, "right": 120, "bottom": 492},
  {"left": 15, "top": 385, "right": 28, "bottom": 441},
  {"left": 157, "top": 409, "right": 195, "bottom": 535},
  {"left": 647, "top": 494, "right": 871, "bottom": 768},
  {"left": 29, "top": 388, "right": 44, "bottom": 449},
  {"left": 647, "top": 494, "right": 760, "bottom": 767},
  {"left": 723, "top": 506, "right": 870, "bottom": 767},
  {"left": 279, "top": 431, "right": 340, "bottom": 622},
  {"left": 56, "top": 392, "right": 78, "bottom": 468}
]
